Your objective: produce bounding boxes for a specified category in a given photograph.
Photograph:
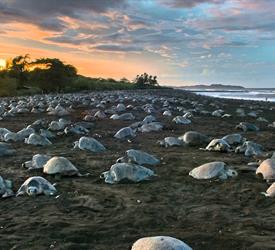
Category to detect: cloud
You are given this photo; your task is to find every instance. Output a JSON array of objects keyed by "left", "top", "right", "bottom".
[
  {"left": 90, "top": 44, "right": 142, "bottom": 52},
  {"left": 159, "top": 0, "right": 225, "bottom": 8},
  {"left": 0, "top": 0, "right": 127, "bottom": 31}
]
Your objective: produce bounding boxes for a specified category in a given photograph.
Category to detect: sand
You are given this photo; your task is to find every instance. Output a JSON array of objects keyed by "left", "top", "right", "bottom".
[{"left": 0, "top": 89, "right": 275, "bottom": 250}]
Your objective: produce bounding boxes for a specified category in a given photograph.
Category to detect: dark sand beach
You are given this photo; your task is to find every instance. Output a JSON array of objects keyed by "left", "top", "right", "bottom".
[{"left": 0, "top": 89, "right": 275, "bottom": 250}]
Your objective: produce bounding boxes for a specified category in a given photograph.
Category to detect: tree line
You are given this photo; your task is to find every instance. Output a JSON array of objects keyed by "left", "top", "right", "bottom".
[{"left": 0, "top": 54, "right": 160, "bottom": 96}]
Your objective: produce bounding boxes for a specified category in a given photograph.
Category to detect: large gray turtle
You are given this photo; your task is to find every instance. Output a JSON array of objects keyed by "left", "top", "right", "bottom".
[
  {"left": 142, "top": 115, "right": 156, "bottom": 124},
  {"left": 4, "top": 132, "right": 20, "bottom": 142},
  {"left": 212, "top": 109, "right": 224, "bottom": 117},
  {"left": 43, "top": 156, "right": 87, "bottom": 176},
  {"left": 172, "top": 116, "right": 191, "bottom": 125},
  {"left": 48, "top": 119, "right": 69, "bottom": 131},
  {"left": 205, "top": 139, "right": 231, "bottom": 152},
  {"left": 16, "top": 176, "right": 57, "bottom": 197},
  {"left": 236, "top": 122, "right": 259, "bottom": 132},
  {"left": 101, "top": 163, "right": 156, "bottom": 184},
  {"left": 40, "top": 129, "right": 56, "bottom": 139},
  {"left": 235, "top": 141, "right": 263, "bottom": 157},
  {"left": 0, "top": 176, "right": 14, "bottom": 198},
  {"left": 64, "top": 124, "right": 89, "bottom": 135},
  {"left": 118, "top": 149, "right": 160, "bottom": 166},
  {"left": 25, "top": 133, "right": 52, "bottom": 146},
  {"left": 94, "top": 110, "right": 107, "bottom": 119},
  {"left": 0, "top": 128, "right": 11, "bottom": 141},
  {"left": 132, "top": 236, "right": 192, "bottom": 250},
  {"left": 17, "top": 127, "right": 35, "bottom": 140},
  {"left": 189, "top": 161, "right": 238, "bottom": 180},
  {"left": 0, "top": 142, "right": 16, "bottom": 156},
  {"left": 114, "top": 127, "right": 135, "bottom": 139},
  {"left": 178, "top": 131, "right": 209, "bottom": 146},
  {"left": 110, "top": 113, "right": 135, "bottom": 121},
  {"left": 163, "top": 110, "right": 172, "bottom": 116},
  {"left": 222, "top": 133, "right": 244, "bottom": 146},
  {"left": 22, "top": 154, "right": 51, "bottom": 170},
  {"left": 116, "top": 103, "right": 126, "bottom": 112},
  {"left": 139, "top": 122, "right": 163, "bottom": 133},
  {"left": 158, "top": 137, "right": 184, "bottom": 147},
  {"left": 256, "top": 159, "right": 275, "bottom": 181},
  {"left": 74, "top": 137, "right": 106, "bottom": 152}
]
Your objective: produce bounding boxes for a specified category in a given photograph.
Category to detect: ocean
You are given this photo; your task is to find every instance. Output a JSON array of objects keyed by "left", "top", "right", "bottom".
[{"left": 184, "top": 89, "right": 275, "bottom": 102}]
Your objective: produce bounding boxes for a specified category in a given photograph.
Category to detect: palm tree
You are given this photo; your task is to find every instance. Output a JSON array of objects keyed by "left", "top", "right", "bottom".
[{"left": 8, "top": 54, "right": 30, "bottom": 88}]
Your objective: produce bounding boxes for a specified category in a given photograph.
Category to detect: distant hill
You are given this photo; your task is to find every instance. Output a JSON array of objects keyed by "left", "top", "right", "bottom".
[{"left": 179, "top": 84, "right": 246, "bottom": 90}]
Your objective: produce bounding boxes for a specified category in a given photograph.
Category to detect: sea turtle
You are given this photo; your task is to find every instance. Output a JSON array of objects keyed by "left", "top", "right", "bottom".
[
  {"left": 172, "top": 116, "right": 191, "bottom": 125},
  {"left": 262, "top": 183, "right": 275, "bottom": 197},
  {"left": 0, "top": 128, "right": 12, "bottom": 141},
  {"left": 257, "top": 117, "right": 268, "bottom": 123},
  {"left": 158, "top": 137, "right": 184, "bottom": 147},
  {"left": 0, "top": 176, "right": 14, "bottom": 198},
  {"left": 236, "top": 108, "right": 246, "bottom": 117},
  {"left": 100, "top": 163, "right": 156, "bottom": 184},
  {"left": 131, "top": 236, "right": 192, "bottom": 250},
  {"left": 139, "top": 122, "right": 163, "bottom": 133},
  {"left": 189, "top": 161, "right": 238, "bottom": 180},
  {"left": 17, "top": 127, "right": 35, "bottom": 140},
  {"left": 0, "top": 142, "right": 16, "bottom": 156},
  {"left": 16, "top": 176, "right": 57, "bottom": 196},
  {"left": 74, "top": 137, "right": 106, "bottom": 152},
  {"left": 205, "top": 139, "right": 231, "bottom": 152},
  {"left": 142, "top": 115, "right": 156, "bottom": 124},
  {"left": 236, "top": 122, "right": 259, "bottom": 132},
  {"left": 49, "top": 118, "right": 70, "bottom": 131},
  {"left": 25, "top": 133, "right": 52, "bottom": 146},
  {"left": 256, "top": 159, "right": 275, "bottom": 181},
  {"left": 117, "top": 149, "right": 160, "bottom": 166},
  {"left": 4, "top": 132, "right": 19, "bottom": 142},
  {"left": 235, "top": 141, "right": 263, "bottom": 157},
  {"left": 29, "top": 119, "right": 48, "bottom": 130},
  {"left": 94, "top": 110, "right": 107, "bottom": 119},
  {"left": 40, "top": 129, "right": 56, "bottom": 139},
  {"left": 212, "top": 109, "right": 224, "bottom": 117},
  {"left": 110, "top": 113, "right": 135, "bottom": 121},
  {"left": 43, "top": 156, "right": 87, "bottom": 176},
  {"left": 163, "top": 110, "right": 172, "bottom": 116},
  {"left": 222, "top": 133, "right": 244, "bottom": 145},
  {"left": 248, "top": 111, "right": 257, "bottom": 118},
  {"left": 114, "top": 127, "right": 136, "bottom": 139},
  {"left": 48, "top": 104, "right": 69, "bottom": 116},
  {"left": 268, "top": 122, "right": 275, "bottom": 128},
  {"left": 22, "top": 154, "right": 51, "bottom": 170},
  {"left": 64, "top": 124, "right": 89, "bottom": 135},
  {"left": 178, "top": 131, "right": 209, "bottom": 146},
  {"left": 116, "top": 103, "right": 126, "bottom": 112},
  {"left": 183, "top": 112, "right": 192, "bottom": 118},
  {"left": 48, "top": 121, "right": 64, "bottom": 131}
]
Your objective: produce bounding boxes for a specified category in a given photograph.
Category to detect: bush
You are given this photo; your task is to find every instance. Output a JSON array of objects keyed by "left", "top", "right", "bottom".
[
  {"left": 0, "top": 76, "right": 17, "bottom": 96},
  {"left": 64, "top": 76, "right": 136, "bottom": 92}
]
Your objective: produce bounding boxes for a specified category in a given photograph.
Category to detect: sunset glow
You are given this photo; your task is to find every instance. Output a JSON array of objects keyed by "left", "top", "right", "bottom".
[
  {"left": 0, "top": 0, "right": 274, "bottom": 87},
  {"left": 0, "top": 59, "right": 6, "bottom": 70}
]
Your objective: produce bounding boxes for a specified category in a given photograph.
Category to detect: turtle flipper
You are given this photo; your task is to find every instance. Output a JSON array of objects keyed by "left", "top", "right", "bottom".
[{"left": 2, "top": 189, "right": 14, "bottom": 198}]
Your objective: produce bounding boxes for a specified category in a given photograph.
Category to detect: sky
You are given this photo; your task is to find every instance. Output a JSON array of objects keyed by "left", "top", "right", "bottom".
[{"left": 0, "top": 0, "right": 274, "bottom": 87}]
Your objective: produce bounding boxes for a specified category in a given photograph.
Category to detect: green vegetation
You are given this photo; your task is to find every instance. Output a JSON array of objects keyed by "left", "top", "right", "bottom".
[{"left": 0, "top": 54, "right": 163, "bottom": 97}]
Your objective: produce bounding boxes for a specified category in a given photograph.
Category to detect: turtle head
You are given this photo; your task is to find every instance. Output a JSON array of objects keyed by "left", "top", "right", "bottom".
[
  {"left": 27, "top": 186, "right": 38, "bottom": 196},
  {"left": 100, "top": 171, "right": 115, "bottom": 184},
  {"left": 226, "top": 169, "right": 238, "bottom": 177}
]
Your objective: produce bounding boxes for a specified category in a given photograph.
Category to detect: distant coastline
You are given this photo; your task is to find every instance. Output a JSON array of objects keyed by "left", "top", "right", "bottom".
[
  {"left": 175, "top": 84, "right": 275, "bottom": 93},
  {"left": 178, "top": 84, "right": 246, "bottom": 91}
]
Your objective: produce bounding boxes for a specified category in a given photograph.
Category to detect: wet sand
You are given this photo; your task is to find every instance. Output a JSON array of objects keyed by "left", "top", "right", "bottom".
[{"left": 0, "top": 89, "right": 275, "bottom": 250}]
